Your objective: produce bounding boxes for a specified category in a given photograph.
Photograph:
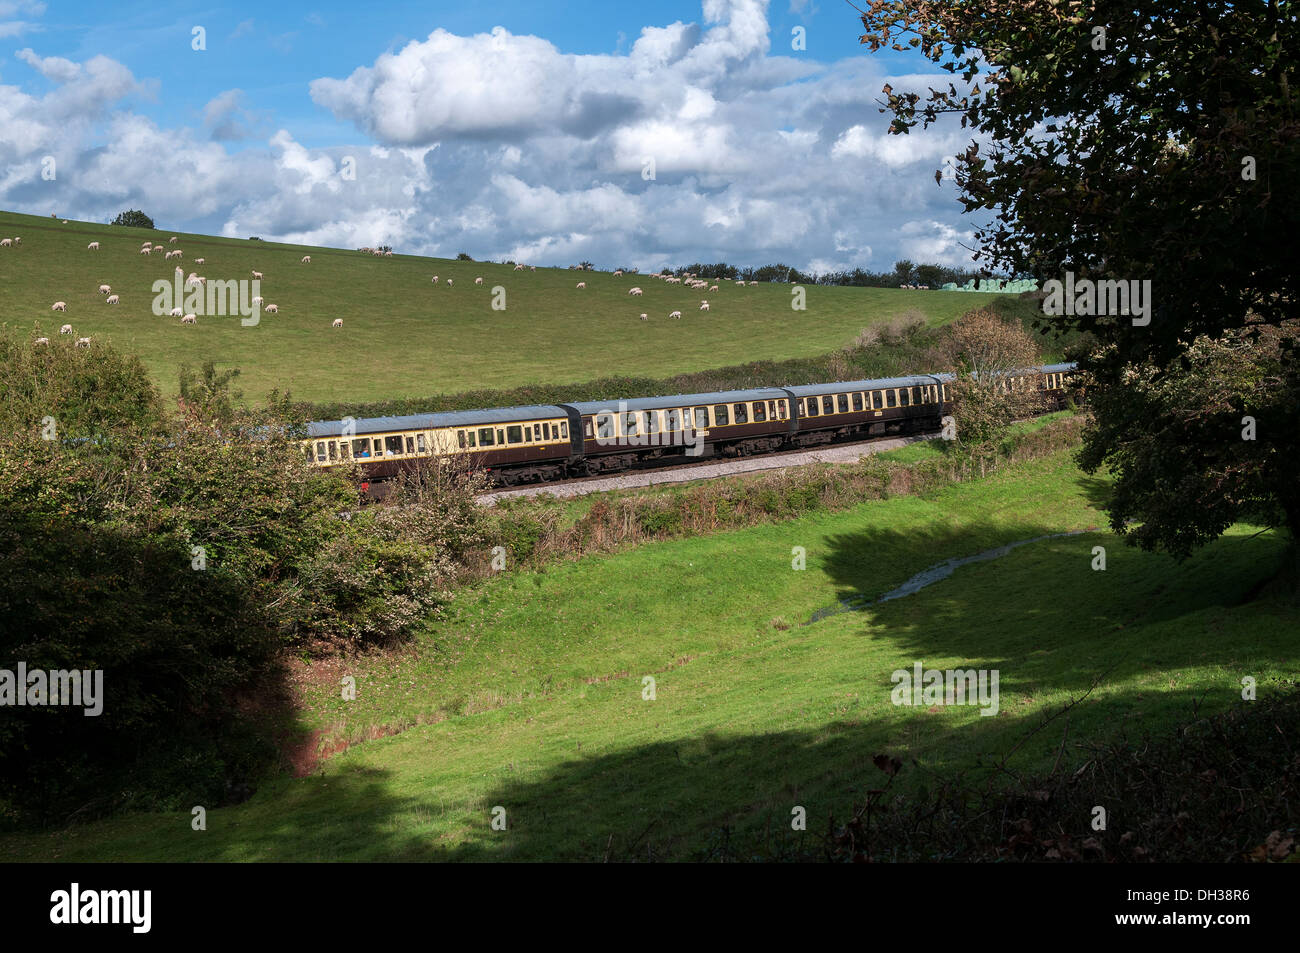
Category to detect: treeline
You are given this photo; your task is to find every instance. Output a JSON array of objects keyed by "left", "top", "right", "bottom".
[{"left": 658, "top": 259, "right": 989, "bottom": 288}]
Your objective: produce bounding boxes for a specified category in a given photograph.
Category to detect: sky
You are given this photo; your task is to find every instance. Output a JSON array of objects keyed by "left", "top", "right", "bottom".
[{"left": 0, "top": 0, "right": 985, "bottom": 273}]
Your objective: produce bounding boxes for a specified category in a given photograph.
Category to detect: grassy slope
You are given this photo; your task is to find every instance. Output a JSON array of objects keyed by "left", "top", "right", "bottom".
[
  {"left": 0, "top": 209, "right": 979, "bottom": 406},
  {"left": 4, "top": 449, "right": 1294, "bottom": 861}
]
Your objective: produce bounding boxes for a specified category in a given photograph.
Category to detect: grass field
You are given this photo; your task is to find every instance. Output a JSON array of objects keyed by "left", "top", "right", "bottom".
[
  {"left": 0, "top": 209, "right": 981, "bottom": 406},
  {"left": 4, "top": 449, "right": 1294, "bottom": 861}
]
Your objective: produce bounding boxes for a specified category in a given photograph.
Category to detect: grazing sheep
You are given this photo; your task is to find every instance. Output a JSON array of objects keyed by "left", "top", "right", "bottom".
[
  {"left": 140, "top": 247, "right": 152, "bottom": 255},
  {"left": 52, "top": 301, "right": 67, "bottom": 312},
  {"left": 709, "top": 285, "right": 719, "bottom": 292},
  {"left": 475, "top": 276, "right": 483, "bottom": 285},
  {"left": 169, "top": 307, "right": 183, "bottom": 317},
  {"left": 87, "top": 242, "right": 100, "bottom": 250},
  {"left": 576, "top": 282, "right": 586, "bottom": 289},
  {"left": 34, "top": 337, "right": 48, "bottom": 345},
  {"left": 628, "top": 287, "right": 643, "bottom": 296},
  {"left": 62, "top": 220, "right": 69, "bottom": 224},
  {"left": 0, "top": 239, "right": 10, "bottom": 247},
  {"left": 76, "top": 337, "right": 91, "bottom": 347},
  {"left": 264, "top": 304, "right": 278, "bottom": 313},
  {"left": 639, "top": 313, "right": 648, "bottom": 321},
  {"left": 98, "top": 284, "right": 111, "bottom": 294},
  {"left": 194, "top": 257, "right": 205, "bottom": 265},
  {"left": 170, "top": 236, "right": 178, "bottom": 243},
  {"left": 251, "top": 296, "right": 263, "bottom": 305},
  {"left": 301, "top": 255, "right": 311, "bottom": 263},
  {"left": 153, "top": 245, "right": 163, "bottom": 251},
  {"left": 669, "top": 310, "right": 682, "bottom": 319},
  {"left": 699, "top": 301, "right": 710, "bottom": 311},
  {"left": 431, "top": 276, "right": 438, "bottom": 284},
  {"left": 514, "top": 264, "right": 524, "bottom": 271},
  {"left": 383, "top": 251, "right": 392, "bottom": 257},
  {"left": 251, "top": 270, "right": 263, "bottom": 279},
  {"left": 613, "top": 270, "right": 623, "bottom": 276},
  {"left": 749, "top": 280, "right": 759, "bottom": 286},
  {"left": 12, "top": 237, "right": 19, "bottom": 244},
  {"left": 105, "top": 294, "right": 119, "bottom": 304},
  {"left": 181, "top": 315, "right": 196, "bottom": 324},
  {"left": 332, "top": 318, "right": 343, "bottom": 328},
  {"left": 60, "top": 324, "right": 73, "bottom": 334},
  {"left": 446, "top": 279, "right": 453, "bottom": 287},
  {"left": 530, "top": 265, "right": 536, "bottom": 271}
]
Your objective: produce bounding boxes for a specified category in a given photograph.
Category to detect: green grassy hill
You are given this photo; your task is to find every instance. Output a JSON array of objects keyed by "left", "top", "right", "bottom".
[
  {"left": 4, "top": 448, "right": 1293, "bottom": 861},
  {"left": 0, "top": 209, "right": 980, "bottom": 406}
]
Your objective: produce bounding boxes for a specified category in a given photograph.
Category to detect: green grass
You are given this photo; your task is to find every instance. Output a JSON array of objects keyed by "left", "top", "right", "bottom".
[
  {"left": 4, "top": 449, "right": 1294, "bottom": 861},
  {"left": 0, "top": 209, "right": 979, "bottom": 405}
]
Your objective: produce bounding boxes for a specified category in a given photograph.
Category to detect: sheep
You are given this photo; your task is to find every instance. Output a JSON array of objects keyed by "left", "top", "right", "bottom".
[
  {"left": 669, "top": 310, "right": 682, "bottom": 319},
  {"left": 431, "top": 276, "right": 438, "bottom": 284},
  {"left": 475, "top": 276, "right": 483, "bottom": 285},
  {"left": 251, "top": 296, "right": 263, "bottom": 305},
  {"left": 140, "top": 247, "right": 152, "bottom": 255},
  {"left": 105, "top": 294, "right": 120, "bottom": 304},
  {"left": 52, "top": 302, "right": 67, "bottom": 311},
  {"left": 513, "top": 264, "right": 524, "bottom": 271},
  {"left": 169, "top": 236, "right": 178, "bottom": 243},
  {"left": 264, "top": 304, "right": 278, "bottom": 313},
  {"left": 613, "top": 270, "right": 623, "bottom": 276},
  {"left": 62, "top": 220, "right": 69, "bottom": 224},
  {"left": 530, "top": 265, "right": 536, "bottom": 271},
  {"left": 709, "top": 284, "right": 719, "bottom": 292},
  {"left": 251, "top": 270, "right": 263, "bottom": 280},
  {"left": 181, "top": 315, "right": 196, "bottom": 324},
  {"left": 628, "top": 287, "right": 643, "bottom": 296},
  {"left": 12, "top": 237, "right": 19, "bottom": 244},
  {"left": 34, "top": 337, "right": 49, "bottom": 345},
  {"left": 699, "top": 301, "right": 710, "bottom": 311},
  {"left": 332, "top": 318, "right": 343, "bottom": 328},
  {"left": 76, "top": 337, "right": 91, "bottom": 347},
  {"left": 142, "top": 240, "right": 153, "bottom": 247},
  {"left": 639, "top": 313, "right": 648, "bottom": 321},
  {"left": 87, "top": 241, "right": 100, "bottom": 250},
  {"left": 576, "top": 281, "right": 586, "bottom": 289},
  {"left": 60, "top": 324, "right": 73, "bottom": 334},
  {"left": 0, "top": 239, "right": 10, "bottom": 247},
  {"left": 749, "top": 280, "right": 759, "bottom": 286},
  {"left": 383, "top": 251, "right": 392, "bottom": 257},
  {"left": 169, "top": 307, "right": 183, "bottom": 317},
  {"left": 194, "top": 257, "right": 205, "bottom": 265},
  {"left": 153, "top": 245, "right": 163, "bottom": 252},
  {"left": 98, "top": 284, "right": 111, "bottom": 294},
  {"left": 301, "top": 255, "right": 311, "bottom": 263},
  {"left": 446, "top": 279, "right": 453, "bottom": 287}
]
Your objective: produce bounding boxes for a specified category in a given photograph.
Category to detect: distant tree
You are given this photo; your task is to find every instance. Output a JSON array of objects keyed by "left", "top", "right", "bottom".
[
  {"left": 457, "top": 252, "right": 473, "bottom": 261},
  {"left": 579, "top": 261, "right": 594, "bottom": 271},
  {"left": 110, "top": 209, "right": 154, "bottom": 229},
  {"left": 892, "top": 260, "right": 915, "bottom": 286}
]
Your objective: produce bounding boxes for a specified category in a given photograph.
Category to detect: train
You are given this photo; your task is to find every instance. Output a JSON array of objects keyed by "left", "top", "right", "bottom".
[{"left": 302, "top": 363, "right": 1077, "bottom": 491}]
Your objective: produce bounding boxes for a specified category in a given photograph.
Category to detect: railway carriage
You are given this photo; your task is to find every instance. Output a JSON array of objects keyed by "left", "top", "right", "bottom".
[{"left": 784, "top": 373, "right": 952, "bottom": 446}]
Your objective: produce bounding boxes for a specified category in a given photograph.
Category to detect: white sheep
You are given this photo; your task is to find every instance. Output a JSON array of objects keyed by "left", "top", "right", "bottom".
[
  {"left": 105, "top": 294, "right": 120, "bottom": 304},
  {"left": 169, "top": 307, "right": 183, "bottom": 317},
  {"left": 431, "top": 276, "right": 439, "bottom": 284},
  {"left": 264, "top": 304, "right": 279, "bottom": 313},
  {"left": 628, "top": 287, "right": 643, "bottom": 296},
  {"left": 0, "top": 239, "right": 11, "bottom": 247},
  {"left": 87, "top": 241, "right": 100, "bottom": 250},
  {"left": 76, "top": 337, "right": 91, "bottom": 347},
  {"left": 513, "top": 264, "right": 524, "bottom": 271},
  {"left": 447, "top": 279, "right": 453, "bottom": 287},
  {"left": 301, "top": 255, "right": 311, "bottom": 263},
  {"left": 669, "top": 310, "right": 682, "bottom": 319},
  {"left": 383, "top": 251, "right": 392, "bottom": 257},
  {"left": 332, "top": 318, "right": 343, "bottom": 328},
  {"left": 639, "top": 313, "right": 648, "bottom": 321},
  {"left": 699, "top": 301, "right": 710, "bottom": 311},
  {"left": 12, "top": 237, "right": 18, "bottom": 244},
  {"left": 34, "top": 337, "right": 49, "bottom": 345},
  {"left": 251, "top": 296, "right": 263, "bottom": 305},
  {"left": 195, "top": 257, "right": 205, "bottom": 265},
  {"left": 576, "top": 281, "right": 586, "bottom": 289},
  {"left": 613, "top": 270, "right": 623, "bottom": 276},
  {"left": 140, "top": 247, "right": 152, "bottom": 255},
  {"left": 709, "top": 285, "right": 719, "bottom": 292},
  {"left": 475, "top": 276, "right": 483, "bottom": 285},
  {"left": 530, "top": 265, "right": 536, "bottom": 271},
  {"left": 59, "top": 324, "right": 73, "bottom": 334},
  {"left": 153, "top": 245, "right": 163, "bottom": 251},
  {"left": 251, "top": 270, "right": 263, "bottom": 280},
  {"left": 52, "top": 302, "right": 67, "bottom": 312},
  {"left": 169, "top": 236, "right": 178, "bottom": 243},
  {"left": 98, "top": 284, "right": 111, "bottom": 294},
  {"left": 181, "top": 315, "right": 196, "bottom": 324}
]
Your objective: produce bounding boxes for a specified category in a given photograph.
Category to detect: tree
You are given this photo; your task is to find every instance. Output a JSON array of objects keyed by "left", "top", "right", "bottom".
[
  {"left": 457, "top": 251, "right": 473, "bottom": 260},
  {"left": 892, "top": 260, "right": 916, "bottom": 286},
  {"left": 110, "top": 209, "right": 154, "bottom": 229},
  {"left": 858, "top": 1, "right": 1300, "bottom": 553}
]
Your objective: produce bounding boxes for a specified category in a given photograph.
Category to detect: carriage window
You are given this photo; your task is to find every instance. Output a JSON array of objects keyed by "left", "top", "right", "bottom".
[
  {"left": 768, "top": 401, "right": 777, "bottom": 419},
  {"left": 886, "top": 390, "right": 897, "bottom": 408},
  {"left": 872, "top": 391, "right": 882, "bottom": 410},
  {"left": 733, "top": 403, "right": 748, "bottom": 424},
  {"left": 534, "top": 424, "right": 542, "bottom": 441},
  {"left": 665, "top": 409, "right": 681, "bottom": 431},
  {"left": 805, "top": 398, "right": 817, "bottom": 416},
  {"left": 560, "top": 421, "right": 568, "bottom": 439},
  {"left": 822, "top": 396, "right": 834, "bottom": 415},
  {"left": 715, "top": 405, "right": 729, "bottom": 426},
  {"left": 352, "top": 438, "right": 371, "bottom": 457},
  {"left": 694, "top": 407, "right": 708, "bottom": 430},
  {"left": 328, "top": 441, "right": 338, "bottom": 461},
  {"left": 837, "top": 394, "right": 849, "bottom": 413},
  {"left": 341, "top": 441, "right": 351, "bottom": 459},
  {"left": 304, "top": 446, "right": 314, "bottom": 462},
  {"left": 753, "top": 401, "right": 766, "bottom": 422},
  {"left": 316, "top": 441, "right": 327, "bottom": 462},
  {"left": 596, "top": 415, "right": 614, "bottom": 439},
  {"left": 507, "top": 425, "right": 523, "bottom": 444},
  {"left": 467, "top": 430, "right": 477, "bottom": 448},
  {"left": 386, "top": 435, "right": 404, "bottom": 454},
  {"left": 777, "top": 400, "right": 786, "bottom": 418},
  {"left": 417, "top": 434, "right": 426, "bottom": 453},
  {"left": 497, "top": 429, "right": 505, "bottom": 445},
  {"left": 625, "top": 413, "right": 638, "bottom": 435},
  {"left": 405, "top": 436, "right": 415, "bottom": 454},
  {"left": 852, "top": 393, "right": 864, "bottom": 412},
  {"left": 913, "top": 386, "right": 922, "bottom": 404},
  {"left": 458, "top": 430, "right": 466, "bottom": 449},
  {"left": 899, "top": 388, "right": 911, "bottom": 407},
  {"left": 478, "top": 428, "right": 495, "bottom": 446},
  {"left": 644, "top": 411, "right": 658, "bottom": 433}
]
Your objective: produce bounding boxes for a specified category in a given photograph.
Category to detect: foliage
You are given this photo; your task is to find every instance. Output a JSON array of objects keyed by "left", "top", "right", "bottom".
[{"left": 109, "top": 209, "right": 153, "bottom": 229}]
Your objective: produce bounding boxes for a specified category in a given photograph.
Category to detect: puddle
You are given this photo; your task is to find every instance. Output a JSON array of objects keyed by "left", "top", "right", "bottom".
[{"left": 803, "top": 530, "right": 1088, "bottom": 626}]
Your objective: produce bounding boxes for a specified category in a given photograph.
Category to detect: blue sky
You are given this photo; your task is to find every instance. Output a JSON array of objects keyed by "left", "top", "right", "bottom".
[{"left": 0, "top": 0, "right": 982, "bottom": 272}]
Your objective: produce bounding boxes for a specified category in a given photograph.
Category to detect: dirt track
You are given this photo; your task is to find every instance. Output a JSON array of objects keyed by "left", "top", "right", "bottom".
[{"left": 477, "top": 432, "right": 941, "bottom": 503}]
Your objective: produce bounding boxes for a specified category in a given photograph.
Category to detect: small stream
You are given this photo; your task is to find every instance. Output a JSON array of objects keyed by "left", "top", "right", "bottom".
[{"left": 804, "top": 530, "right": 1088, "bottom": 625}]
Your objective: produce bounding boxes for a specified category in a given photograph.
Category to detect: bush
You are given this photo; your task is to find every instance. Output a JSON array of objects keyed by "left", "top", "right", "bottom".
[{"left": 109, "top": 209, "right": 154, "bottom": 229}]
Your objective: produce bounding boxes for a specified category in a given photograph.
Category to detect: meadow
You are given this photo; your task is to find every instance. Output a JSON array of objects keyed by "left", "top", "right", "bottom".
[
  {"left": 3, "top": 447, "right": 1293, "bottom": 861},
  {"left": 0, "top": 209, "right": 978, "bottom": 406}
]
